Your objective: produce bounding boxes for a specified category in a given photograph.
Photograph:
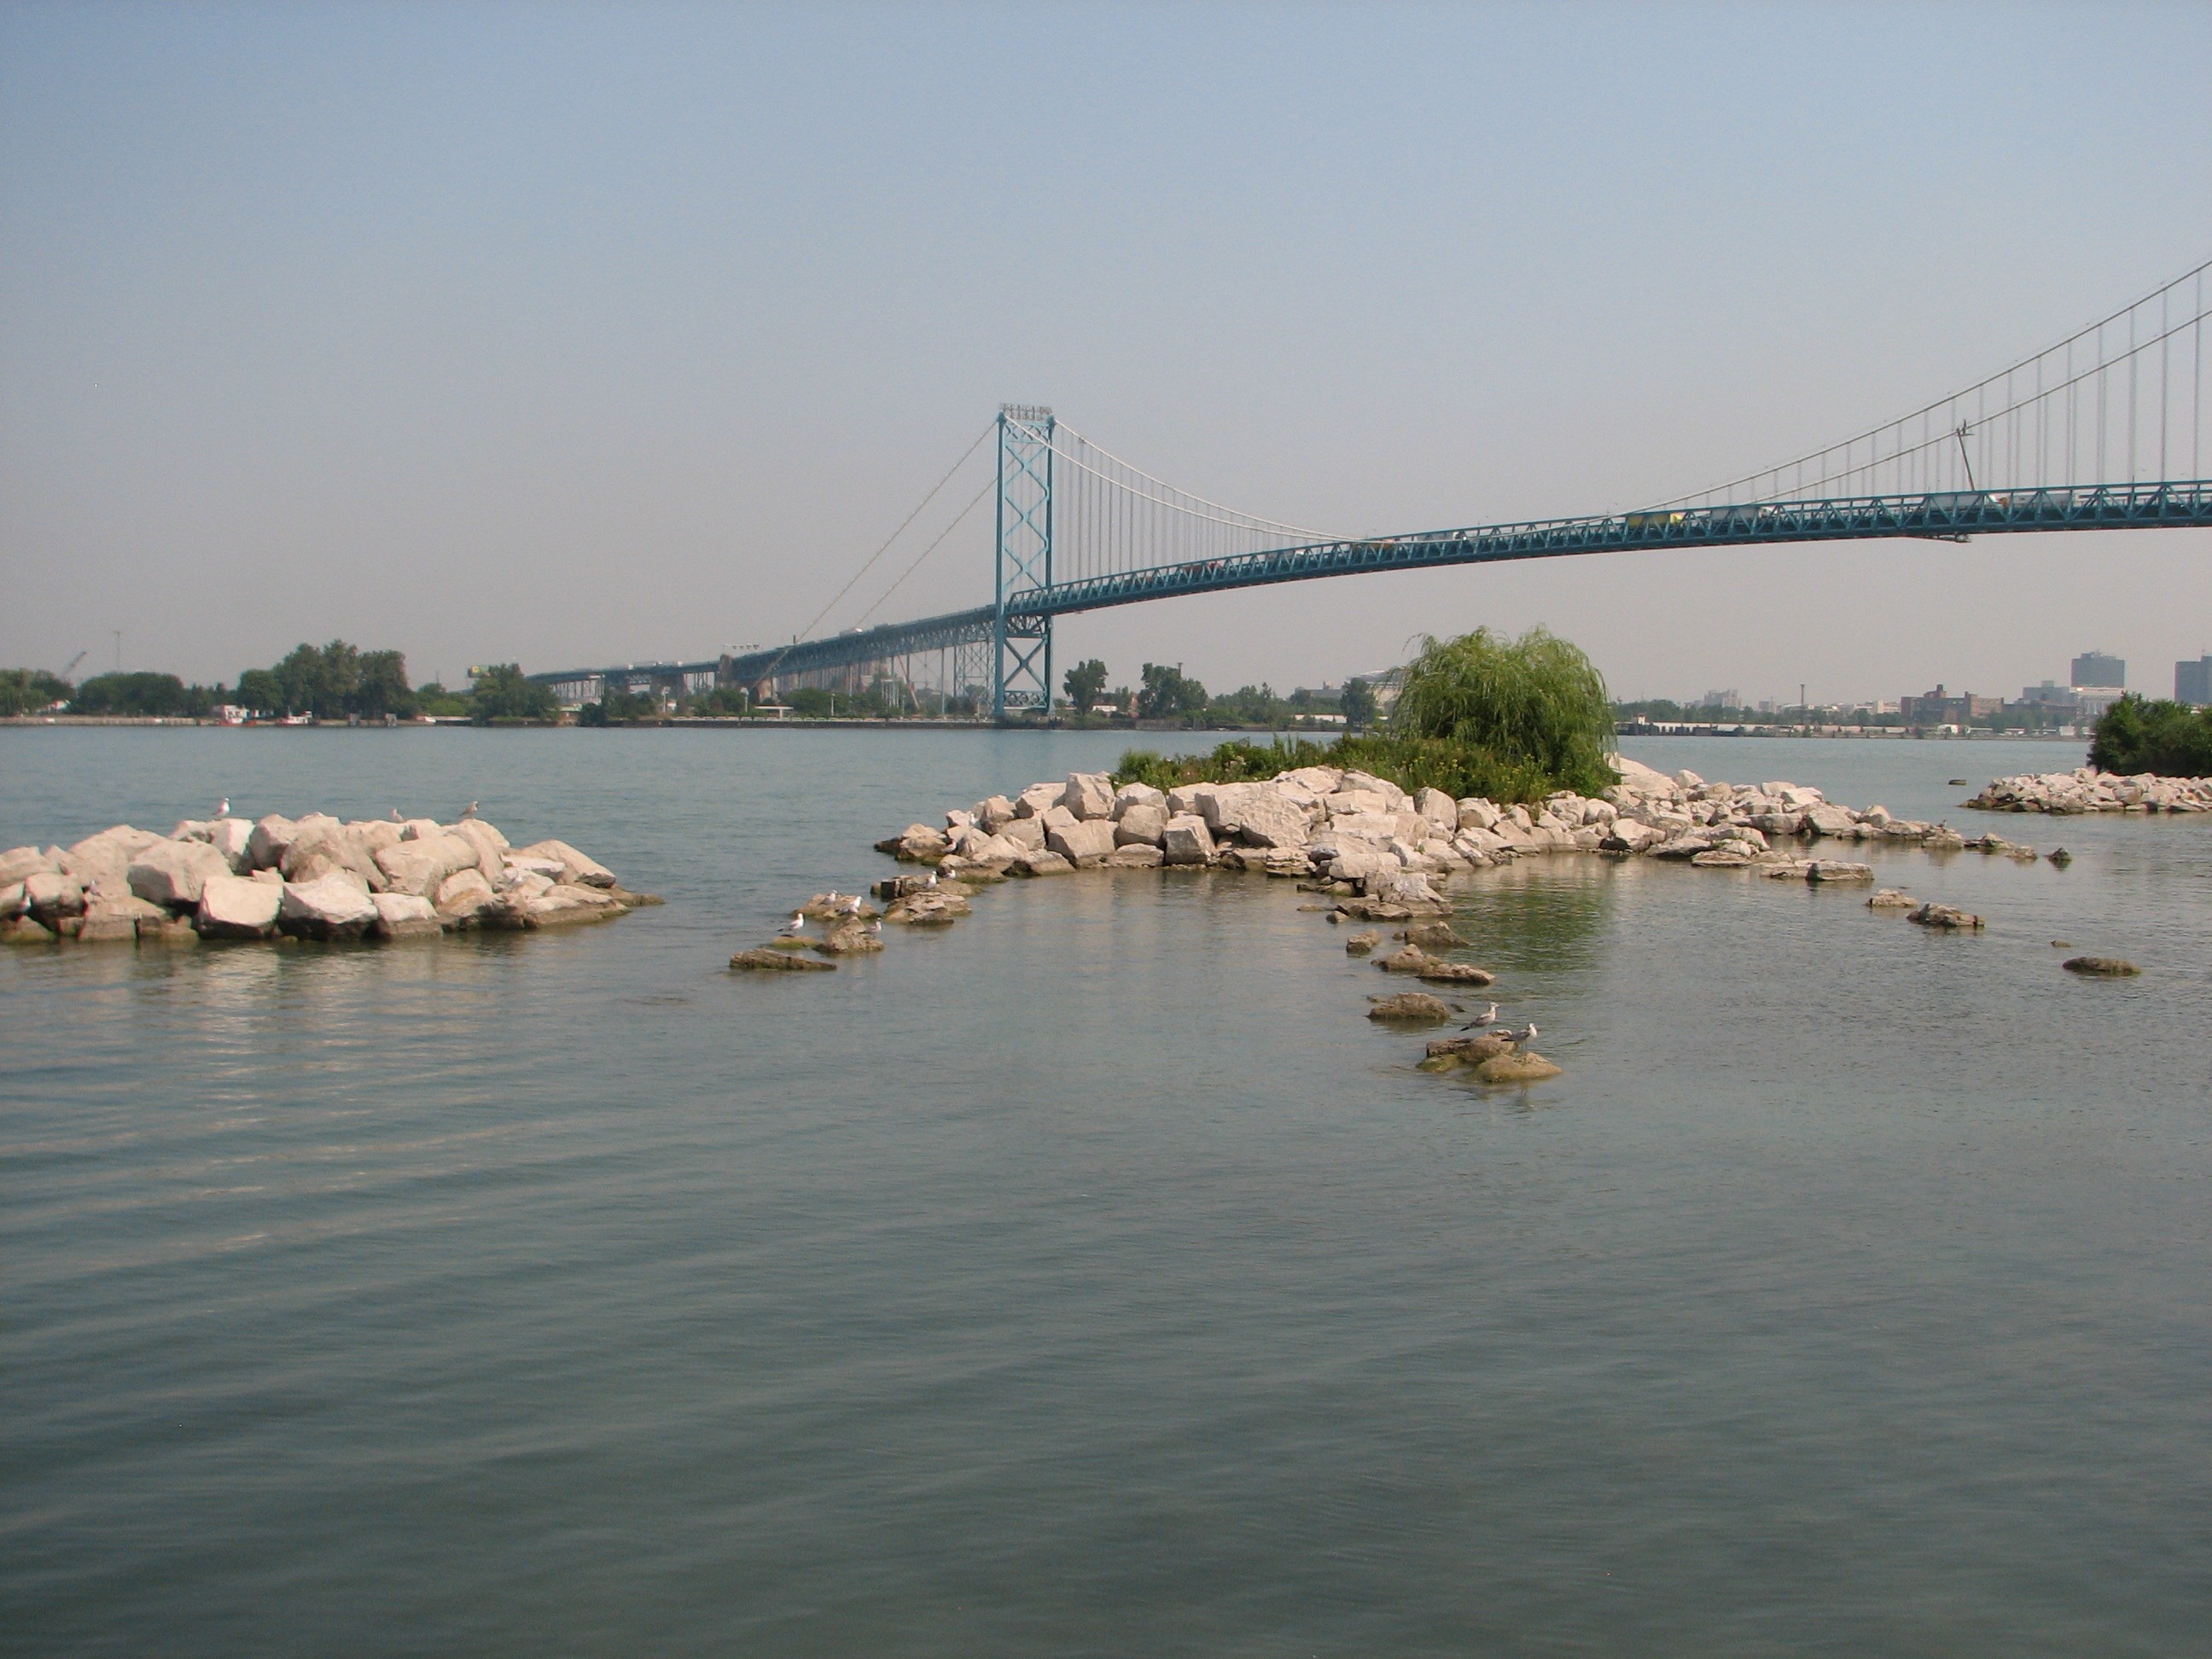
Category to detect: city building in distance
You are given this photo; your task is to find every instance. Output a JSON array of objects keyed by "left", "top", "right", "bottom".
[
  {"left": 2178, "top": 655, "right": 2212, "bottom": 706},
  {"left": 2071, "top": 650, "right": 2126, "bottom": 690}
]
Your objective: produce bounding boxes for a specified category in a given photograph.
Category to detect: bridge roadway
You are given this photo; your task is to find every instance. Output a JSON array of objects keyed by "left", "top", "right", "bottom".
[{"left": 534, "top": 480, "right": 2211, "bottom": 701}]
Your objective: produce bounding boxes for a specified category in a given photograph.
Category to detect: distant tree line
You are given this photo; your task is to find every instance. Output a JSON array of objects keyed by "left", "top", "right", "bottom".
[{"left": 1, "top": 643, "right": 560, "bottom": 725}]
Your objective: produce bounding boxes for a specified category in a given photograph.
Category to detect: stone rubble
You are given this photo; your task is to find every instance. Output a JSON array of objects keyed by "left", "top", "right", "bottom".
[
  {"left": 1965, "top": 769, "right": 2212, "bottom": 814},
  {"left": 738, "top": 753, "right": 2130, "bottom": 1075},
  {"left": 878, "top": 760, "right": 2013, "bottom": 898},
  {"left": 0, "top": 812, "right": 650, "bottom": 946}
]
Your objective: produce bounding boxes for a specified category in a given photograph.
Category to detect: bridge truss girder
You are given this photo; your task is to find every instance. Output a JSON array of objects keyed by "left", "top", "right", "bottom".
[{"left": 1005, "top": 480, "right": 2212, "bottom": 621}]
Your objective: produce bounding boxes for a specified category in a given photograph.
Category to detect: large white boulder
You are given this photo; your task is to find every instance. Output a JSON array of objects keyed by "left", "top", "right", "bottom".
[
  {"left": 278, "top": 874, "right": 379, "bottom": 939},
  {"left": 61, "top": 832, "right": 137, "bottom": 898},
  {"left": 370, "top": 891, "right": 442, "bottom": 939},
  {"left": 23, "top": 869, "right": 86, "bottom": 917},
  {"left": 521, "top": 883, "right": 622, "bottom": 927},
  {"left": 196, "top": 874, "right": 283, "bottom": 939},
  {"left": 1061, "top": 772, "right": 1116, "bottom": 820},
  {"left": 1111, "top": 782, "right": 1166, "bottom": 818},
  {"left": 434, "top": 867, "right": 498, "bottom": 923},
  {"left": 128, "top": 839, "right": 234, "bottom": 907},
  {"left": 246, "top": 814, "right": 300, "bottom": 870},
  {"left": 282, "top": 827, "right": 385, "bottom": 891},
  {"left": 373, "top": 832, "right": 479, "bottom": 897},
  {"left": 1413, "top": 788, "right": 1458, "bottom": 830},
  {"left": 1014, "top": 783, "right": 1064, "bottom": 818},
  {"left": 79, "top": 894, "right": 169, "bottom": 942},
  {"left": 0, "top": 846, "right": 57, "bottom": 888},
  {"left": 1045, "top": 819, "right": 1117, "bottom": 865},
  {"left": 1804, "top": 804, "right": 1857, "bottom": 838},
  {"left": 1276, "top": 765, "right": 1343, "bottom": 795},
  {"left": 509, "top": 838, "right": 617, "bottom": 888},
  {"left": 445, "top": 817, "right": 509, "bottom": 858},
  {"left": 206, "top": 818, "right": 254, "bottom": 870},
  {"left": 1340, "top": 771, "right": 1408, "bottom": 808},
  {"left": 1161, "top": 815, "right": 1215, "bottom": 865},
  {"left": 1239, "top": 790, "right": 1309, "bottom": 850},
  {"left": 974, "top": 795, "right": 1016, "bottom": 832},
  {"left": 1114, "top": 803, "right": 1167, "bottom": 846},
  {"left": 346, "top": 820, "right": 404, "bottom": 853}
]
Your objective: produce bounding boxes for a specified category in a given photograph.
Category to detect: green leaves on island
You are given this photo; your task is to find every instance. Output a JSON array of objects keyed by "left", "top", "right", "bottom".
[
  {"left": 1114, "top": 626, "right": 1617, "bottom": 806},
  {"left": 2088, "top": 695, "right": 2212, "bottom": 777}
]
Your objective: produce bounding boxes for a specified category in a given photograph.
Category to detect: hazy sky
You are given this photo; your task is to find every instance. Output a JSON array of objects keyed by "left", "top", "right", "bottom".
[{"left": 3, "top": 2, "right": 2209, "bottom": 702}]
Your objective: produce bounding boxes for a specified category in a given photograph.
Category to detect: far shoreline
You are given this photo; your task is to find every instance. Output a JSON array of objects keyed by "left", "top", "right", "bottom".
[{"left": 2, "top": 715, "right": 2102, "bottom": 741}]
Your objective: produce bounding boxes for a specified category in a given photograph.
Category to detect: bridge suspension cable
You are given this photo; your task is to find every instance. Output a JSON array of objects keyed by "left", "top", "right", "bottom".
[
  {"left": 1659, "top": 257, "right": 2210, "bottom": 509},
  {"left": 1044, "top": 422, "right": 1337, "bottom": 587},
  {"left": 790, "top": 419, "right": 993, "bottom": 643}
]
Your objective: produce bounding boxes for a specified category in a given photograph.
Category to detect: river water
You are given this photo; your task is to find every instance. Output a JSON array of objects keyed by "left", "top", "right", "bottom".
[{"left": 3, "top": 728, "right": 2208, "bottom": 1655}]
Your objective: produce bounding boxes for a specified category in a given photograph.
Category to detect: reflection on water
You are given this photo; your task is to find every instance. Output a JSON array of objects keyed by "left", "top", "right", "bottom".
[{"left": 3, "top": 729, "right": 2210, "bottom": 1656}]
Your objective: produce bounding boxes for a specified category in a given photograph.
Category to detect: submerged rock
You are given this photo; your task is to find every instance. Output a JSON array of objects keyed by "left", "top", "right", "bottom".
[
  {"left": 731, "top": 947, "right": 835, "bottom": 971},
  {"left": 1907, "top": 902, "right": 1984, "bottom": 931},
  {"left": 2062, "top": 955, "right": 2140, "bottom": 976},
  {"left": 1375, "top": 946, "right": 1435, "bottom": 975},
  {"left": 815, "top": 923, "right": 884, "bottom": 954},
  {"left": 1344, "top": 930, "right": 1382, "bottom": 956},
  {"left": 1416, "top": 961, "right": 1496, "bottom": 987},
  {"left": 1474, "top": 1050, "right": 1563, "bottom": 1084},
  {"left": 1866, "top": 888, "right": 1917, "bottom": 909},
  {"left": 1367, "top": 991, "right": 1453, "bottom": 1023},
  {"left": 1805, "top": 860, "right": 1876, "bottom": 883}
]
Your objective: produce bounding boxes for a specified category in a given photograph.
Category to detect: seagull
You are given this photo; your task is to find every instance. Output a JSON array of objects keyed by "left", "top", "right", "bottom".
[
  {"left": 389, "top": 807, "right": 403, "bottom": 821},
  {"left": 778, "top": 912, "right": 805, "bottom": 935},
  {"left": 1509, "top": 1022, "right": 1539, "bottom": 1045},
  {"left": 1458, "top": 1003, "right": 1499, "bottom": 1031},
  {"left": 461, "top": 801, "right": 479, "bottom": 819},
  {"left": 844, "top": 894, "right": 863, "bottom": 916},
  {"left": 925, "top": 871, "right": 938, "bottom": 888},
  {"left": 215, "top": 797, "right": 230, "bottom": 818}
]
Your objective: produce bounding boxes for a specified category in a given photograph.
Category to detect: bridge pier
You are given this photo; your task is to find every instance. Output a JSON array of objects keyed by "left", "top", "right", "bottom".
[{"left": 993, "top": 405, "right": 1056, "bottom": 720}]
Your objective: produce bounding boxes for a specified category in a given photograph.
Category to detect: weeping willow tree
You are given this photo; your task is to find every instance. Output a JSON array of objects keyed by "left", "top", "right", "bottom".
[
  {"left": 1113, "top": 626, "right": 1617, "bottom": 803},
  {"left": 1388, "top": 626, "right": 1617, "bottom": 797}
]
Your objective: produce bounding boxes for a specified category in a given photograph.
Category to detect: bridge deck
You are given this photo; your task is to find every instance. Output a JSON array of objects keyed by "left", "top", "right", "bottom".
[{"left": 533, "top": 481, "right": 2209, "bottom": 693}]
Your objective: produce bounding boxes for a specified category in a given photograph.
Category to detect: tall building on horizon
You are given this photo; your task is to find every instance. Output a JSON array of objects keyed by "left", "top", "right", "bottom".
[
  {"left": 2178, "top": 656, "right": 2212, "bottom": 706},
  {"left": 2072, "top": 650, "right": 2125, "bottom": 689}
]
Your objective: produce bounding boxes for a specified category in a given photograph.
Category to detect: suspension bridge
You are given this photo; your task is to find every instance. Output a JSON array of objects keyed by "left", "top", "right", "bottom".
[{"left": 536, "top": 261, "right": 2212, "bottom": 717}]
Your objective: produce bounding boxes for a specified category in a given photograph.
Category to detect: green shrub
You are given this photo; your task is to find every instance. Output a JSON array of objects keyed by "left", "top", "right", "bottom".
[
  {"left": 1390, "top": 626, "right": 1615, "bottom": 796},
  {"left": 1110, "top": 627, "right": 1616, "bottom": 805},
  {"left": 2089, "top": 695, "right": 2212, "bottom": 776}
]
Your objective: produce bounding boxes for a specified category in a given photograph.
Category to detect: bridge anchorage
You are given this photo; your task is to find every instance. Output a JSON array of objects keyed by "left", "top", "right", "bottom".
[{"left": 534, "top": 258, "right": 2210, "bottom": 717}]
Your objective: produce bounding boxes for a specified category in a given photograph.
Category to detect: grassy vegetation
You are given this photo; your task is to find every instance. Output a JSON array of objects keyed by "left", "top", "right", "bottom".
[
  {"left": 2089, "top": 695, "right": 2212, "bottom": 776},
  {"left": 1111, "top": 626, "right": 1616, "bottom": 805}
]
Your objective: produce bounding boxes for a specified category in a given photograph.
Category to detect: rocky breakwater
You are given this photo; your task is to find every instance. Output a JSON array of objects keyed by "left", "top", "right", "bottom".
[
  {"left": 1965, "top": 768, "right": 2212, "bottom": 815},
  {"left": 882, "top": 758, "right": 1958, "bottom": 894},
  {"left": 835, "top": 757, "right": 2061, "bottom": 1081},
  {"left": 0, "top": 812, "right": 653, "bottom": 946}
]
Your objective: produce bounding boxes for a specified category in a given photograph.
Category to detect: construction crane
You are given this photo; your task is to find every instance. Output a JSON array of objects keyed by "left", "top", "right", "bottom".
[{"left": 59, "top": 650, "right": 86, "bottom": 683}]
